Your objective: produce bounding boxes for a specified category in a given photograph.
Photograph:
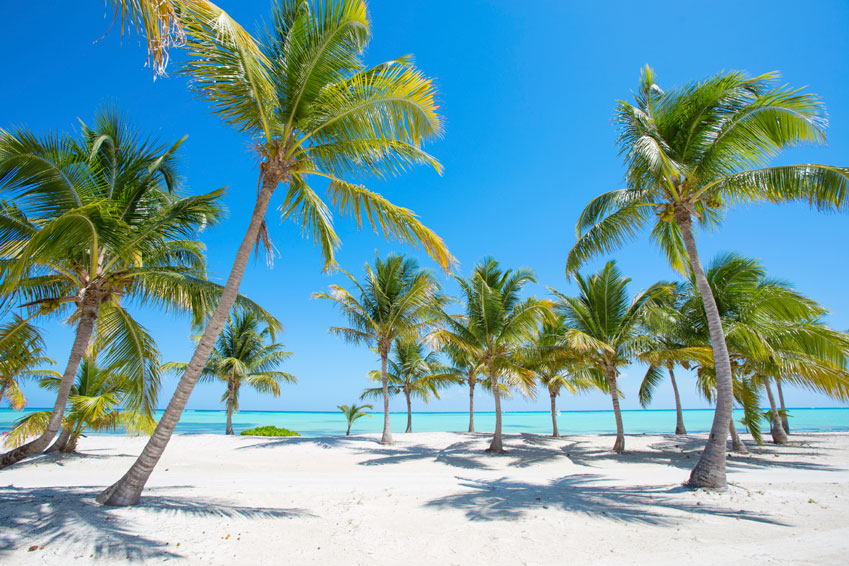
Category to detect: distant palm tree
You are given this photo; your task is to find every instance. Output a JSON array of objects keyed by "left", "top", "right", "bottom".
[
  {"left": 316, "top": 254, "right": 442, "bottom": 445},
  {"left": 164, "top": 312, "right": 295, "bottom": 435},
  {"left": 0, "top": 109, "right": 254, "bottom": 469},
  {"left": 361, "top": 339, "right": 454, "bottom": 433},
  {"left": 99, "top": 0, "right": 452, "bottom": 506},
  {"left": 439, "top": 345, "right": 484, "bottom": 432},
  {"left": 430, "top": 258, "right": 551, "bottom": 453},
  {"left": 338, "top": 403, "right": 373, "bottom": 436},
  {"left": 551, "top": 261, "right": 665, "bottom": 453},
  {"left": 0, "top": 316, "right": 59, "bottom": 409},
  {"left": 567, "top": 67, "right": 849, "bottom": 487},
  {"left": 5, "top": 355, "right": 156, "bottom": 453}
]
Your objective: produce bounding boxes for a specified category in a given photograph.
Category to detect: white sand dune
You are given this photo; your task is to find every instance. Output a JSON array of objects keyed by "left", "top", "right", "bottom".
[{"left": 1, "top": 431, "right": 848, "bottom": 565}]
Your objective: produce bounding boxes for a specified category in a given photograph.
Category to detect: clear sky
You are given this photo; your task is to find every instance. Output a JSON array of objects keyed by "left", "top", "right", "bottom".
[{"left": 2, "top": 1, "right": 848, "bottom": 414}]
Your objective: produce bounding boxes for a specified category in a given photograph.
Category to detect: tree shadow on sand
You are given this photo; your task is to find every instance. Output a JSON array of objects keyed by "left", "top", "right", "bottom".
[
  {"left": 0, "top": 486, "right": 311, "bottom": 562},
  {"left": 424, "top": 474, "right": 789, "bottom": 526}
]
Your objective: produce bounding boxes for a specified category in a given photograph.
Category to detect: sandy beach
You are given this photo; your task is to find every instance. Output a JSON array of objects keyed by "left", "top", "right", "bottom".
[{"left": 1, "top": 431, "right": 848, "bottom": 565}]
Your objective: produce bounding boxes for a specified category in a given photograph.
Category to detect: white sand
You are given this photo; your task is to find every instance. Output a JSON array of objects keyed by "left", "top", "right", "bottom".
[{"left": 1, "top": 431, "right": 848, "bottom": 565}]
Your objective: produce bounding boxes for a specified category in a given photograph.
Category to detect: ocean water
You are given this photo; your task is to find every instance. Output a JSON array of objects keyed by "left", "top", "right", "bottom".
[{"left": 1, "top": 407, "right": 847, "bottom": 437}]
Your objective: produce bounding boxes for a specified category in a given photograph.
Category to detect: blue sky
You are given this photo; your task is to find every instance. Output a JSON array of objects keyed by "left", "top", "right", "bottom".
[{"left": 2, "top": 0, "right": 848, "bottom": 414}]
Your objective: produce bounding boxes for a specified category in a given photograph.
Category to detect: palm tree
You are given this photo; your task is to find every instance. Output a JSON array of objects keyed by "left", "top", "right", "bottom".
[
  {"left": 338, "top": 403, "right": 373, "bottom": 436},
  {"left": 566, "top": 67, "right": 849, "bottom": 487},
  {"left": 430, "top": 258, "right": 551, "bottom": 453},
  {"left": 0, "top": 109, "right": 260, "bottom": 469},
  {"left": 163, "top": 312, "right": 295, "bottom": 435},
  {"left": 4, "top": 355, "right": 156, "bottom": 453},
  {"left": 361, "top": 339, "right": 454, "bottom": 433},
  {"left": 316, "top": 254, "right": 442, "bottom": 445},
  {"left": 439, "top": 345, "right": 484, "bottom": 432},
  {"left": 551, "top": 261, "right": 665, "bottom": 453},
  {"left": 524, "top": 319, "right": 600, "bottom": 438},
  {"left": 0, "top": 316, "right": 59, "bottom": 409},
  {"left": 98, "top": 0, "right": 452, "bottom": 506}
]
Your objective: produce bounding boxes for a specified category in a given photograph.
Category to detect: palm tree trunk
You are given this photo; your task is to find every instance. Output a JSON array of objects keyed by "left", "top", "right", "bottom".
[
  {"left": 668, "top": 366, "right": 686, "bottom": 435},
  {"left": 468, "top": 377, "right": 475, "bottom": 433},
  {"left": 380, "top": 349, "right": 393, "bottom": 445},
  {"left": 728, "top": 417, "right": 748, "bottom": 454},
  {"left": 346, "top": 422, "right": 352, "bottom": 436},
  {"left": 487, "top": 363, "right": 504, "bottom": 453},
  {"left": 0, "top": 295, "right": 100, "bottom": 469},
  {"left": 777, "top": 380, "right": 789, "bottom": 434},
  {"left": 550, "top": 390, "right": 560, "bottom": 438},
  {"left": 97, "top": 171, "right": 280, "bottom": 506},
  {"left": 45, "top": 427, "right": 71, "bottom": 454},
  {"left": 677, "top": 212, "right": 733, "bottom": 489},
  {"left": 404, "top": 390, "right": 412, "bottom": 433},
  {"left": 0, "top": 382, "right": 7, "bottom": 407},
  {"left": 608, "top": 369, "right": 625, "bottom": 453},
  {"left": 225, "top": 378, "right": 235, "bottom": 435},
  {"left": 764, "top": 379, "right": 788, "bottom": 444}
]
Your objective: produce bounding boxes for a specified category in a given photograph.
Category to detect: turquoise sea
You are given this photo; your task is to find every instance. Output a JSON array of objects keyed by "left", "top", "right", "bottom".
[{"left": 1, "top": 407, "right": 847, "bottom": 437}]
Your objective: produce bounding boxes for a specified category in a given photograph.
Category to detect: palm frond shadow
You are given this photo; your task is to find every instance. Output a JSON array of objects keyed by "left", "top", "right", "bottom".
[
  {"left": 424, "top": 474, "right": 788, "bottom": 526},
  {"left": 0, "top": 486, "right": 311, "bottom": 561}
]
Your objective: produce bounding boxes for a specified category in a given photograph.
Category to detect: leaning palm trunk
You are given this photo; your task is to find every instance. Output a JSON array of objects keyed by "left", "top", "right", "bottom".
[
  {"left": 487, "top": 366, "right": 504, "bottom": 453},
  {"left": 668, "top": 367, "right": 686, "bottom": 435},
  {"left": 776, "top": 380, "right": 790, "bottom": 434},
  {"left": 0, "top": 295, "right": 100, "bottom": 468},
  {"left": 97, "top": 176, "right": 278, "bottom": 506},
  {"left": 225, "top": 378, "right": 236, "bottom": 435},
  {"left": 728, "top": 417, "right": 748, "bottom": 454},
  {"left": 608, "top": 370, "right": 625, "bottom": 453},
  {"left": 404, "top": 390, "right": 412, "bottom": 433},
  {"left": 764, "top": 379, "right": 788, "bottom": 444},
  {"left": 678, "top": 213, "right": 734, "bottom": 488},
  {"left": 45, "top": 427, "right": 72, "bottom": 454},
  {"left": 549, "top": 391, "right": 560, "bottom": 438},
  {"left": 380, "top": 350, "right": 393, "bottom": 445},
  {"left": 467, "top": 378, "right": 475, "bottom": 433}
]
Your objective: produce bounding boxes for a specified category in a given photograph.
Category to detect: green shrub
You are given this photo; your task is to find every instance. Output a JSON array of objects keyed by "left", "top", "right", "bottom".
[{"left": 240, "top": 425, "right": 300, "bottom": 437}]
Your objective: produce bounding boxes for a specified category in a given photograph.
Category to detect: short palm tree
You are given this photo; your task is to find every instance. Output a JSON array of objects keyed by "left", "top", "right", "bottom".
[
  {"left": 163, "top": 312, "right": 295, "bottom": 435},
  {"left": 361, "top": 339, "right": 454, "bottom": 433},
  {"left": 4, "top": 355, "right": 157, "bottom": 453},
  {"left": 0, "top": 316, "right": 59, "bottom": 409},
  {"left": 551, "top": 261, "right": 665, "bottom": 453},
  {"left": 430, "top": 258, "right": 552, "bottom": 453},
  {"left": 99, "top": 0, "right": 453, "bottom": 506},
  {"left": 566, "top": 67, "right": 849, "bottom": 487},
  {"left": 338, "top": 403, "right": 373, "bottom": 436},
  {"left": 0, "top": 109, "right": 255, "bottom": 469},
  {"left": 439, "top": 344, "right": 484, "bottom": 432},
  {"left": 315, "top": 254, "right": 442, "bottom": 445}
]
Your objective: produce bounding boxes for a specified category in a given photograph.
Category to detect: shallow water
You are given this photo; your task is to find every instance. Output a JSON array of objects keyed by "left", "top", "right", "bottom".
[{"left": 1, "top": 407, "right": 847, "bottom": 437}]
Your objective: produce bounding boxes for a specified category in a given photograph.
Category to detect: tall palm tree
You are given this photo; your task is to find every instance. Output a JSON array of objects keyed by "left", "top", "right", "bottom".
[
  {"left": 338, "top": 403, "right": 372, "bottom": 436},
  {"left": 163, "top": 312, "right": 295, "bottom": 435},
  {"left": 361, "top": 339, "right": 454, "bottom": 433},
  {"left": 4, "top": 355, "right": 156, "bottom": 453},
  {"left": 0, "top": 316, "right": 59, "bottom": 409},
  {"left": 315, "top": 254, "right": 442, "bottom": 445},
  {"left": 430, "top": 258, "right": 551, "bottom": 453},
  {"left": 0, "top": 110, "right": 261, "bottom": 469},
  {"left": 551, "top": 261, "right": 665, "bottom": 453},
  {"left": 566, "top": 67, "right": 849, "bottom": 487},
  {"left": 98, "top": 0, "right": 452, "bottom": 506}
]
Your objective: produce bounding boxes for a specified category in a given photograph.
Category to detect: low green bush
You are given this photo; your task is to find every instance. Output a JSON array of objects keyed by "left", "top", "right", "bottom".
[{"left": 240, "top": 425, "right": 300, "bottom": 437}]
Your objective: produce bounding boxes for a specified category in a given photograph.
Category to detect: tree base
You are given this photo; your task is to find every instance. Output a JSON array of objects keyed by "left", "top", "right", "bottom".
[
  {"left": 612, "top": 435, "right": 625, "bottom": 454},
  {"left": 687, "top": 447, "right": 728, "bottom": 490},
  {"left": 97, "top": 480, "right": 142, "bottom": 507},
  {"left": 675, "top": 427, "right": 687, "bottom": 435}
]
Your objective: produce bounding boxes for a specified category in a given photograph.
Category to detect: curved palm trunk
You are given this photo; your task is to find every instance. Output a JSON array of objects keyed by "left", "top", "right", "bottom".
[
  {"left": 45, "top": 427, "right": 71, "bottom": 454},
  {"left": 777, "top": 380, "right": 789, "bottom": 434},
  {"left": 607, "top": 370, "right": 625, "bottom": 453},
  {"left": 467, "top": 378, "right": 475, "bottom": 433},
  {"left": 764, "top": 380, "right": 788, "bottom": 444},
  {"left": 225, "top": 378, "right": 236, "bottom": 435},
  {"left": 0, "top": 382, "right": 7, "bottom": 407},
  {"left": 678, "top": 213, "right": 733, "bottom": 489},
  {"left": 487, "top": 364, "right": 504, "bottom": 453},
  {"left": 668, "top": 367, "right": 686, "bottom": 435},
  {"left": 0, "top": 296, "right": 100, "bottom": 469},
  {"left": 550, "top": 390, "right": 560, "bottom": 438},
  {"left": 346, "top": 422, "right": 352, "bottom": 436},
  {"left": 380, "top": 350, "right": 393, "bottom": 445},
  {"left": 404, "top": 389, "right": 413, "bottom": 433},
  {"left": 97, "top": 173, "right": 279, "bottom": 506},
  {"left": 728, "top": 417, "right": 748, "bottom": 454}
]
